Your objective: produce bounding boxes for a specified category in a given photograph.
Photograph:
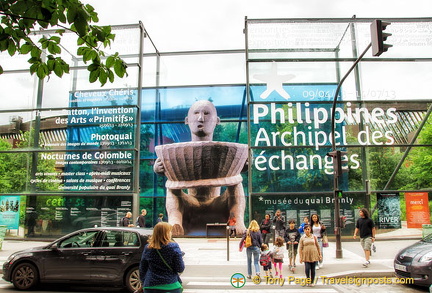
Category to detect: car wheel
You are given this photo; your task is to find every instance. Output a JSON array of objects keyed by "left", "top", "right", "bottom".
[
  {"left": 11, "top": 262, "right": 39, "bottom": 290},
  {"left": 125, "top": 266, "right": 141, "bottom": 293}
]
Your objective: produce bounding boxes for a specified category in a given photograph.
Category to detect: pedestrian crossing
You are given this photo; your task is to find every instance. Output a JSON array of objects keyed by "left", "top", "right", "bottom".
[{"left": 182, "top": 277, "right": 338, "bottom": 292}]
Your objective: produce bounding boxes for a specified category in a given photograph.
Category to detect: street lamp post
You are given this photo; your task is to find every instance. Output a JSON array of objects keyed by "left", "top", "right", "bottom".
[
  {"left": 330, "top": 19, "right": 392, "bottom": 258},
  {"left": 330, "top": 43, "right": 371, "bottom": 259}
]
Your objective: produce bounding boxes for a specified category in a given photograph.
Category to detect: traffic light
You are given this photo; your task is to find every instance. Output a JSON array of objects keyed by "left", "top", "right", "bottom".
[
  {"left": 370, "top": 19, "right": 392, "bottom": 56},
  {"left": 327, "top": 150, "right": 349, "bottom": 177}
]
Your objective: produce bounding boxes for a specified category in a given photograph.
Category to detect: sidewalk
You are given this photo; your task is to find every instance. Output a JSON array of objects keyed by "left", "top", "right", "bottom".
[{"left": 0, "top": 225, "right": 422, "bottom": 280}]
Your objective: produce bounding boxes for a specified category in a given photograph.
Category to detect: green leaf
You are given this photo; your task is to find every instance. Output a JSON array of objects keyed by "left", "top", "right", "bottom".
[
  {"left": 77, "top": 46, "right": 88, "bottom": 56},
  {"left": 47, "top": 58, "right": 55, "bottom": 71},
  {"left": 106, "top": 56, "right": 114, "bottom": 68},
  {"left": 87, "top": 63, "right": 99, "bottom": 72},
  {"left": 50, "top": 36, "right": 61, "bottom": 44},
  {"left": 36, "top": 63, "right": 49, "bottom": 79},
  {"left": 108, "top": 68, "right": 114, "bottom": 83},
  {"left": 53, "top": 61, "right": 63, "bottom": 77},
  {"left": 31, "top": 47, "right": 41, "bottom": 58},
  {"left": 99, "top": 69, "right": 107, "bottom": 85},
  {"left": 89, "top": 68, "right": 100, "bottom": 83},
  {"left": 114, "top": 60, "right": 127, "bottom": 78},
  {"left": 0, "top": 65, "right": 3, "bottom": 75},
  {"left": 67, "top": 5, "right": 77, "bottom": 24},
  {"left": 20, "top": 43, "right": 33, "bottom": 54},
  {"left": 74, "top": 11, "right": 89, "bottom": 36},
  {"left": 7, "top": 39, "right": 16, "bottom": 56}
]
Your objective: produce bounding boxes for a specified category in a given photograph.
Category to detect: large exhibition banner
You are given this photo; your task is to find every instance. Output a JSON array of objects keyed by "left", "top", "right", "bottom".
[
  {"left": 34, "top": 88, "right": 138, "bottom": 193},
  {"left": 377, "top": 192, "right": 401, "bottom": 229},
  {"left": 405, "top": 192, "right": 430, "bottom": 228}
]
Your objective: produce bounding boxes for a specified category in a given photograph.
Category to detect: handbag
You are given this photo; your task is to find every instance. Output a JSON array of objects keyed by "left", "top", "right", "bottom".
[
  {"left": 245, "top": 230, "right": 252, "bottom": 247},
  {"left": 322, "top": 234, "right": 329, "bottom": 248}
]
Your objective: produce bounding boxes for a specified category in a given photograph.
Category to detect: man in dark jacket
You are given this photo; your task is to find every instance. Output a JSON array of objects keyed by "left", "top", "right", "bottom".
[
  {"left": 137, "top": 209, "right": 147, "bottom": 228},
  {"left": 120, "top": 211, "right": 134, "bottom": 227},
  {"left": 272, "top": 210, "right": 285, "bottom": 243}
]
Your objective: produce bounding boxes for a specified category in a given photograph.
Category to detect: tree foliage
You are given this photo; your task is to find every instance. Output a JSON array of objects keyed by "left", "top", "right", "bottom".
[
  {"left": 0, "top": 0, "right": 127, "bottom": 85},
  {"left": 0, "top": 131, "right": 59, "bottom": 193},
  {"left": 403, "top": 115, "right": 432, "bottom": 189}
]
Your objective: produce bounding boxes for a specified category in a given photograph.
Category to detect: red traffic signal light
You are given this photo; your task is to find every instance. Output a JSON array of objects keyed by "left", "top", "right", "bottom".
[{"left": 370, "top": 19, "right": 392, "bottom": 56}]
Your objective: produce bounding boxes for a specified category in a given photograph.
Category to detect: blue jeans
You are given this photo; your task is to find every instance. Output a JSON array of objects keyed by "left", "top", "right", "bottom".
[
  {"left": 246, "top": 246, "right": 260, "bottom": 276},
  {"left": 304, "top": 261, "right": 317, "bottom": 284}
]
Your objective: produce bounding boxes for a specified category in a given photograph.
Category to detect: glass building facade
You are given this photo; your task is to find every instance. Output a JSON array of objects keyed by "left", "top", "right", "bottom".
[{"left": 0, "top": 18, "right": 431, "bottom": 238}]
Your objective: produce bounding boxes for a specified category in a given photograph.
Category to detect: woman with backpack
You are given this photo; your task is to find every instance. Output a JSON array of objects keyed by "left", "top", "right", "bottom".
[{"left": 239, "top": 220, "right": 262, "bottom": 279}]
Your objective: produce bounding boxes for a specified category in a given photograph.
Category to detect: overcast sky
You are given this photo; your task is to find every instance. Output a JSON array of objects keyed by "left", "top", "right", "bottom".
[{"left": 89, "top": 0, "right": 432, "bottom": 52}]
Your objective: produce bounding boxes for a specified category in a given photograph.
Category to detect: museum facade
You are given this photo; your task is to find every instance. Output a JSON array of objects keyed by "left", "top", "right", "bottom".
[{"left": 0, "top": 17, "right": 431, "bottom": 238}]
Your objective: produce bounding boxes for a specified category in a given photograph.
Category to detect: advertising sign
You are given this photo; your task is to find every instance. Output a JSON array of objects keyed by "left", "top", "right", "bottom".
[
  {"left": 377, "top": 192, "right": 401, "bottom": 229},
  {"left": 0, "top": 195, "right": 20, "bottom": 229},
  {"left": 405, "top": 192, "right": 430, "bottom": 228}
]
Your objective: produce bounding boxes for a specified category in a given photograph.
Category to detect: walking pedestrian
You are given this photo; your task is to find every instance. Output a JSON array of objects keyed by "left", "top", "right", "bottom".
[
  {"left": 298, "top": 216, "right": 309, "bottom": 235},
  {"left": 284, "top": 219, "right": 300, "bottom": 272},
  {"left": 272, "top": 210, "right": 285, "bottom": 243},
  {"left": 299, "top": 225, "right": 321, "bottom": 287},
  {"left": 120, "top": 212, "right": 134, "bottom": 227},
  {"left": 310, "top": 213, "right": 325, "bottom": 269},
  {"left": 260, "top": 243, "right": 273, "bottom": 278},
  {"left": 239, "top": 220, "right": 262, "bottom": 279},
  {"left": 353, "top": 208, "right": 376, "bottom": 268},
  {"left": 272, "top": 236, "right": 285, "bottom": 278},
  {"left": 260, "top": 214, "right": 272, "bottom": 245},
  {"left": 137, "top": 209, "right": 147, "bottom": 228}
]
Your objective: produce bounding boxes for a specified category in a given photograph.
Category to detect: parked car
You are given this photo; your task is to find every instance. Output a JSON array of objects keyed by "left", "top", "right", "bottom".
[
  {"left": 394, "top": 233, "right": 432, "bottom": 286},
  {"left": 2, "top": 227, "right": 153, "bottom": 292}
]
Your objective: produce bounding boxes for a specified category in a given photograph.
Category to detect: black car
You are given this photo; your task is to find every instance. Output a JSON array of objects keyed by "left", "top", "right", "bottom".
[
  {"left": 394, "top": 234, "right": 432, "bottom": 286},
  {"left": 2, "top": 227, "right": 152, "bottom": 292}
]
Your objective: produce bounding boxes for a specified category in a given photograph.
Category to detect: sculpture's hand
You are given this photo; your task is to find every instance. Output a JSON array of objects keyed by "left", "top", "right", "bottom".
[{"left": 153, "top": 158, "right": 165, "bottom": 174}]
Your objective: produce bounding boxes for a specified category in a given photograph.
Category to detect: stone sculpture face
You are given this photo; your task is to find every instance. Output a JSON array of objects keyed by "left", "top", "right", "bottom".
[{"left": 185, "top": 100, "right": 220, "bottom": 141}]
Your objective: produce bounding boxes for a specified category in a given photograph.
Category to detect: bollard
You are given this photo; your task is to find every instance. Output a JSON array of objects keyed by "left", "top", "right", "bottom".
[{"left": 226, "top": 226, "right": 230, "bottom": 261}]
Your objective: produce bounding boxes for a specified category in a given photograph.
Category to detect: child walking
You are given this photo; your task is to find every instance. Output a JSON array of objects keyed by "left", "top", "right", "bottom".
[
  {"left": 272, "top": 236, "right": 286, "bottom": 278},
  {"left": 260, "top": 244, "right": 273, "bottom": 278},
  {"left": 284, "top": 219, "right": 300, "bottom": 273}
]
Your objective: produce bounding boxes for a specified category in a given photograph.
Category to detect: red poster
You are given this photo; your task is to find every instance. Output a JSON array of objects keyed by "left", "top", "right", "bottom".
[{"left": 405, "top": 192, "right": 430, "bottom": 228}]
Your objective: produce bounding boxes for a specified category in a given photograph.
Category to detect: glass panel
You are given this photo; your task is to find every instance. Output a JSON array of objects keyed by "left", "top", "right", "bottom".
[
  {"left": 0, "top": 73, "right": 36, "bottom": 111},
  {"left": 58, "top": 230, "right": 100, "bottom": 248}
]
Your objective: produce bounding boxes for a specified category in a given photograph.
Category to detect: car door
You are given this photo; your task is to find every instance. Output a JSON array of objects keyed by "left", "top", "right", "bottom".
[
  {"left": 88, "top": 230, "right": 142, "bottom": 282},
  {"left": 42, "top": 230, "right": 100, "bottom": 282}
]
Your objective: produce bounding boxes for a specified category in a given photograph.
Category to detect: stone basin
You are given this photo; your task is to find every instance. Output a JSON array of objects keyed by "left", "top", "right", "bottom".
[{"left": 155, "top": 141, "right": 248, "bottom": 189}]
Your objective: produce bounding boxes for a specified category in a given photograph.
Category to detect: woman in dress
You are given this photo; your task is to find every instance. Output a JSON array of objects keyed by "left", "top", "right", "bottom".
[
  {"left": 299, "top": 225, "right": 321, "bottom": 287},
  {"left": 310, "top": 213, "right": 326, "bottom": 269},
  {"left": 138, "top": 222, "right": 185, "bottom": 293}
]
